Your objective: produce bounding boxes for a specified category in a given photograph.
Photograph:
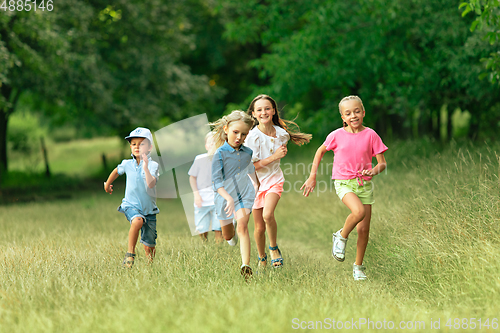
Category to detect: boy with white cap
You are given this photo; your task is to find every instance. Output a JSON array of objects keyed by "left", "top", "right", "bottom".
[{"left": 104, "top": 127, "right": 160, "bottom": 268}]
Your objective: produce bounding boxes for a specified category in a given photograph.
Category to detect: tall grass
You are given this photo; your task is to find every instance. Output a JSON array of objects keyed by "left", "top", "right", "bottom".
[
  {"left": 371, "top": 140, "right": 500, "bottom": 312},
  {"left": 0, "top": 139, "right": 499, "bottom": 332}
]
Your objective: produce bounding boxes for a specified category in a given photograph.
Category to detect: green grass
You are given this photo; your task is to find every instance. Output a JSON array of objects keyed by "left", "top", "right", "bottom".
[
  {"left": 2, "top": 137, "right": 127, "bottom": 203},
  {"left": 8, "top": 136, "right": 126, "bottom": 177},
  {"left": 1, "top": 138, "right": 500, "bottom": 332}
]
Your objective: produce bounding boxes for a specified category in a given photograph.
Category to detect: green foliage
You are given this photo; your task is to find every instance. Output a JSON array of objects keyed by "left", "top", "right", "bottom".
[
  {"left": 0, "top": 0, "right": 224, "bottom": 175},
  {"left": 181, "top": 0, "right": 263, "bottom": 119},
  {"left": 217, "top": 0, "right": 500, "bottom": 140},
  {"left": 49, "top": 127, "right": 79, "bottom": 143},
  {"left": 7, "top": 136, "right": 123, "bottom": 179},
  {"left": 7, "top": 112, "right": 46, "bottom": 154},
  {"left": 460, "top": 0, "right": 500, "bottom": 84},
  {"left": 0, "top": 171, "right": 95, "bottom": 204},
  {"left": 451, "top": 107, "right": 472, "bottom": 138}
]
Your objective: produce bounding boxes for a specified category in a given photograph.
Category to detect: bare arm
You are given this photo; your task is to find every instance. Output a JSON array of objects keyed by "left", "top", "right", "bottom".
[
  {"left": 248, "top": 171, "right": 260, "bottom": 193},
  {"left": 217, "top": 187, "right": 235, "bottom": 217},
  {"left": 142, "top": 154, "right": 157, "bottom": 188},
  {"left": 253, "top": 145, "right": 287, "bottom": 170},
  {"left": 189, "top": 175, "right": 203, "bottom": 208},
  {"left": 300, "top": 145, "right": 328, "bottom": 197},
  {"left": 104, "top": 168, "right": 119, "bottom": 194},
  {"left": 361, "top": 153, "right": 387, "bottom": 177}
]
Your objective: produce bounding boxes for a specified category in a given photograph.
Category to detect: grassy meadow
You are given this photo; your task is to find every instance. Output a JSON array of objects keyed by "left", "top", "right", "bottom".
[
  {"left": 7, "top": 136, "right": 126, "bottom": 177},
  {"left": 0, "top": 138, "right": 499, "bottom": 332}
]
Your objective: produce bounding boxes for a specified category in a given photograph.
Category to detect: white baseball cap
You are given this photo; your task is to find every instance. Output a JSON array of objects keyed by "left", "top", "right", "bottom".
[{"left": 125, "top": 127, "right": 154, "bottom": 145}]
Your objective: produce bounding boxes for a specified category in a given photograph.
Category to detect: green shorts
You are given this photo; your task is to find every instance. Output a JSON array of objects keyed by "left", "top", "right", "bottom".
[{"left": 334, "top": 179, "right": 375, "bottom": 205}]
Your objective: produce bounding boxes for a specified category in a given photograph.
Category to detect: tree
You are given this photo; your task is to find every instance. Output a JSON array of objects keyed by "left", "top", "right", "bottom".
[
  {"left": 1, "top": 7, "right": 74, "bottom": 178},
  {"left": 217, "top": 0, "right": 500, "bottom": 140},
  {"left": 460, "top": 0, "right": 500, "bottom": 84},
  {"left": 0, "top": 0, "right": 222, "bottom": 182},
  {"left": 181, "top": 0, "right": 267, "bottom": 116}
]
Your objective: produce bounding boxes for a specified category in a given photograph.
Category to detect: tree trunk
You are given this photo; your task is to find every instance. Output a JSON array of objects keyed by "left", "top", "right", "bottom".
[
  {"left": 434, "top": 107, "right": 441, "bottom": 140},
  {"left": 447, "top": 106, "right": 453, "bottom": 140},
  {"left": 40, "top": 137, "right": 51, "bottom": 178},
  {"left": 425, "top": 109, "right": 433, "bottom": 137},
  {"left": 0, "top": 110, "right": 8, "bottom": 174},
  {"left": 0, "top": 84, "right": 21, "bottom": 182},
  {"left": 468, "top": 107, "right": 480, "bottom": 141}
]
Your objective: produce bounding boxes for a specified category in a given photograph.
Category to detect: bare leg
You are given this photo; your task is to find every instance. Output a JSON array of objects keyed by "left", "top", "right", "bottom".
[
  {"left": 262, "top": 193, "right": 281, "bottom": 266},
  {"left": 124, "top": 217, "right": 143, "bottom": 267},
  {"left": 355, "top": 205, "right": 372, "bottom": 265},
  {"left": 214, "top": 230, "right": 224, "bottom": 243},
  {"left": 253, "top": 208, "right": 267, "bottom": 266},
  {"left": 127, "top": 217, "right": 143, "bottom": 251},
  {"left": 340, "top": 193, "right": 366, "bottom": 239},
  {"left": 220, "top": 219, "right": 235, "bottom": 241},
  {"left": 235, "top": 208, "right": 251, "bottom": 266},
  {"left": 199, "top": 232, "right": 208, "bottom": 242},
  {"left": 144, "top": 245, "right": 156, "bottom": 262}
]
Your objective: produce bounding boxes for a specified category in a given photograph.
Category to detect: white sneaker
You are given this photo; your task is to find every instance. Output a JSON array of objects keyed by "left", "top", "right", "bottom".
[
  {"left": 332, "top": 229, "right": 347, "bottom": 262},
  {"left": 353, "top": 262, "right": 367, "bottom": 281},
  {"left": 226, "top": 220, "right": 238, "bottom": 246}
]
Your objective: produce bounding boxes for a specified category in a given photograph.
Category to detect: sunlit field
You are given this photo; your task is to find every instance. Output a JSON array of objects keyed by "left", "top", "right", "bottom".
[
  {"left": 1, "top": 139, "right": 499, "bottom": 332},
  {"left": 8, "top": 136, "right": 125, "bottom": 177}
]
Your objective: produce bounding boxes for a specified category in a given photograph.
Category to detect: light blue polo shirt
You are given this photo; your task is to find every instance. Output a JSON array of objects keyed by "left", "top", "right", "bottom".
[
  {"left": 117, "top": 157, "right": 160, "bottom": 215},
  {"left": 212, "top": 141, "right": 255, "bottom": 219}
]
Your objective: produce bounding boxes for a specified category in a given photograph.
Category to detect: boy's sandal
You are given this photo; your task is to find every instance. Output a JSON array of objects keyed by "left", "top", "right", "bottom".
[
  {"left": 240, "top": 264, "right": 253, "bottom": 281},
  {"left": 257, "top": 253, "right": 267, "bottom": 267},
  {"left": 269, "top": 245, "right": 283, "bottom": 268},
  {"left": 123, "top": 252, "right": 136, "bottom": 268}
]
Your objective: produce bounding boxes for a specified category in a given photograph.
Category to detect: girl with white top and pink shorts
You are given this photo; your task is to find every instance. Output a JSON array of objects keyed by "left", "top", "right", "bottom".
[{"left": 246, "top": 94, "right": 311, "bottom": 268}]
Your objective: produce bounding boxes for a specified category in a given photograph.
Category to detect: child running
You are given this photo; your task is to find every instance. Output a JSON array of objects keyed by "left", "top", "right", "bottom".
[
  {"left": 104, "top": 127, "right": 160, "bottom": 268},
  {"left": 188, "top": 133, "right": 223, "bottom": 242},
  {"left": 210, "top": 110, "right": 259, "bottom": 279},
  {"left": 245, "top": 94, "right": 311, "bottom": 268},
  {"left": 301, "top": 96, "right": 387, "bottom": 280}
]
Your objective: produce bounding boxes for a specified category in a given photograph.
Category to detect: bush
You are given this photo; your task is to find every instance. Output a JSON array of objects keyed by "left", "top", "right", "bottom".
[{"left": 7, "top": 112, "right": 46, "bottom": 154}]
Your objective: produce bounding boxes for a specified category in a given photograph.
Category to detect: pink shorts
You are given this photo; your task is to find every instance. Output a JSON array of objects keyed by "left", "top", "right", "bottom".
[{"left": 252, "top": 182, "right": 284, "bottom": 209}]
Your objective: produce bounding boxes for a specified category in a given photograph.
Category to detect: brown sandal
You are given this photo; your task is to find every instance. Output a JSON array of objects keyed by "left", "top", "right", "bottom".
[
  {"left": 123, "top": 252, "right": 136, "bottom": 268},
  {"left": 257, "top": 253, "right": 267, "bottom": 268}
]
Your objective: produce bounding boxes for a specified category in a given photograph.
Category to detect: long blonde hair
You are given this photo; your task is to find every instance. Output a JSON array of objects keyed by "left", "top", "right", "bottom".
[
  {"left": 339, "top": 95, "right": 365, "bottom": 127},
  {"left": 247, "top": 94, "right": 312, "bottom": 145},
  {"left": 209, "top": 110, "right": 255, "bottom": 156}
]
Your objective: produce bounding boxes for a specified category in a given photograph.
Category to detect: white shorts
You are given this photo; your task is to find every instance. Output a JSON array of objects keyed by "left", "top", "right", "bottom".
[{"left": 195, "top": 205, "right": 221, "bottom": 233}]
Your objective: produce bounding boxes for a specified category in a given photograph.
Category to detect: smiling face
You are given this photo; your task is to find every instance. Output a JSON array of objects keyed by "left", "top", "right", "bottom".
[
  {"left": 224, "top": 120, "right": 251, "bottom": 150},
  {"left": 252, "top": 98, "right": 275, "bottom": 126},
  {"left": 340, "top": 99, "right": 365, "bottom": 131},
  {"left": 129, "top": 137, "right": 152, "bottom": 160}
]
